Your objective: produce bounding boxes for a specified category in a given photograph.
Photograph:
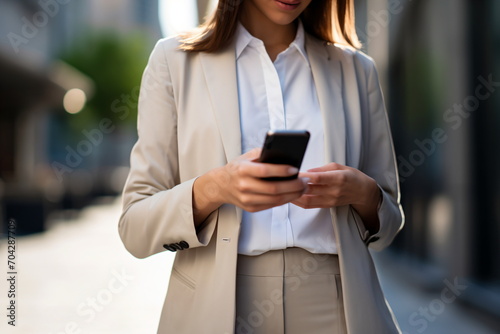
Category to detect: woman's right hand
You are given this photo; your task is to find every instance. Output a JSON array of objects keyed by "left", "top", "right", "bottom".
[{"left": 193, "top": 148, "right": 308, "bottom": 225}]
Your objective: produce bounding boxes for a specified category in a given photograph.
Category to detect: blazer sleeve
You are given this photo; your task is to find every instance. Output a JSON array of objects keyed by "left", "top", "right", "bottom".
[
  {"left": 354, "top": 53, "right": 405, "bottom": 251},
  {"left": 118, "top": 39, "right": 217, "bottom": 259}
]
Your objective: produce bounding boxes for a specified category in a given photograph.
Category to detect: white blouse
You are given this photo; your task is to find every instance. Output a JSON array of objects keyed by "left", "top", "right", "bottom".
[{"left": 236, "top": 22, "right": 338, "bottom": 255}]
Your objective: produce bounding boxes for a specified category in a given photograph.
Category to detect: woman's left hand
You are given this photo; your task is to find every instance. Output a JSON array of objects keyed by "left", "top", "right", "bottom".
[{"left": 292, "top": 162, "right": 381, "bottom": 233}]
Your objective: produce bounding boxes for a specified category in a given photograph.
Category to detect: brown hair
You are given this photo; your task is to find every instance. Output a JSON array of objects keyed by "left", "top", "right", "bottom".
[{"left": 179, "top": 0, "right": 361, "bottom": 52}]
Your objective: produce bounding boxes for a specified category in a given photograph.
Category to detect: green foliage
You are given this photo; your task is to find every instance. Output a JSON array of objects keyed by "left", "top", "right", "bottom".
[{"left": 60, "top": 30, "right": 151, "bottom": 131}]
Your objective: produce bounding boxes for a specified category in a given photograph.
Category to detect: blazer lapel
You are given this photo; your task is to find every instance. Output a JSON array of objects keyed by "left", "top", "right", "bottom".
[
  {"left": 199, "top": 43, "right": 242, "bottom": 164},
  {"left": 306, "top": 38, "right": 401, "bottom": 333},
  {"left": 199, "top": 43, "right": 243, "bottom": 226},
  {"left": 305, "top": 36, "right": 347, "bottom": 166}
]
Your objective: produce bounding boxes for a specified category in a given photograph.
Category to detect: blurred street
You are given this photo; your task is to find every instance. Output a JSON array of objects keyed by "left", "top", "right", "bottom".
[
  {"left": 0, "top": 198, "right": 497, "bottom": 334},
  {"left": 0, "top": 197, "right": 172, "bottom": 334},
  {"left": 375, "top": 255, "right": 498, "bottom": 334}
]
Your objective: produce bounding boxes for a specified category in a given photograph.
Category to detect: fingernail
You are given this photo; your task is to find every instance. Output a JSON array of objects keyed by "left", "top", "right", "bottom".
[
  {"left": 302, "top": 177, "right": 311, "bottom": 184},
  {"left": 288, "top": 167, "right": 299, "bottom": 175}
]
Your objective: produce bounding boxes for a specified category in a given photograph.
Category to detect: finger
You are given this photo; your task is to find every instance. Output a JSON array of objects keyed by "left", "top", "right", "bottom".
[
  {"left": 300, "top": 170, "right": 351, "bottom": 186},
  {"left": 301, "top": 183, "right": 330, "bottom": 195},
  {"left": 239, "top": 177, "right": 307, "bottom": 196},
  {"left": 240, "top": 148, "right": 262, "bottom": 161},
  {"left": 259, "top": 177, "right": 309, "bottom": 194},
  {"left": 241, "top": 161, "right": 299, "bottom": 179},
  {"left": 292, "top": 195, "right": 332, "bottom": 209},
  {"left": 307, "top": 162, "right": 347, "bottom": 173},
  {"left": 242, "top": 204, "right": 273, "bottom": 213},
  {"left": 297, "top": 171, "right": 330, "bottom": 184},
  {"left": 291, "top": 194, "right": 319, "bottom": 209},
  {"left": 291, "top": 200, "right": 311, "bottom": 209}
]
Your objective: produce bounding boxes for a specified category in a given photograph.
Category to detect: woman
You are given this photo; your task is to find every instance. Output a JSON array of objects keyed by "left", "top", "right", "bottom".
[{"left": 119, "top": 0, "right": 404, "bottom": 333}]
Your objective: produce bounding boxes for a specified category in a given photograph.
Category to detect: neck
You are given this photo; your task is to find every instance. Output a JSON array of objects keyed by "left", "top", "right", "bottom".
[{"left": 239, "top": 5, "right": 297, "bottom": 49}]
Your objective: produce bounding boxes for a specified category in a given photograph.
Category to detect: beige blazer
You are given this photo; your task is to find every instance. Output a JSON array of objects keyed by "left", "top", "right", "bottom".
[{"left": 119, "top": 33, "right": 404, "bottom": 334}]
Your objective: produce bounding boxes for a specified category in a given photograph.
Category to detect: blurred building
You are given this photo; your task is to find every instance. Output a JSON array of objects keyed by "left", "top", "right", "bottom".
[
  {"left": 0, "top": 0, "right": 69, "bottom": 234},
  {"left": 0, "top": 0, "right": 161, "bottom": 234},
  {"left": 355, "top": 0, "right": 500, "bottom": 327}
]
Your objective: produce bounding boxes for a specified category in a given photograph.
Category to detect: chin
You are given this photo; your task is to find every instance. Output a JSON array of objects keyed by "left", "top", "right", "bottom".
[{"left": 268, "top": 13, "right": 300, "bottom": 26}]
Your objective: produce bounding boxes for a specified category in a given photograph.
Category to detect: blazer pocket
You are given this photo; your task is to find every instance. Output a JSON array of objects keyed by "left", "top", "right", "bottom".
[{"left": 171, "top": 267, "right": 196, "bottom": 291}]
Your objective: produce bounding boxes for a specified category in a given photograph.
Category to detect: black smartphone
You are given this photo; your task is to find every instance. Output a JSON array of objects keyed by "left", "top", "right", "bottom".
[{"left": 258, "top": 130, "right": 310, "bottom": 181}]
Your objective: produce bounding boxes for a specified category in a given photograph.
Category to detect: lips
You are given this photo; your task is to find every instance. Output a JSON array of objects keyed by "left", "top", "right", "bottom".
[
  {"left": 274, "top": 0, "right": 301, "bottom": 10},
  {"left": 277, "top": 0, "right": 300, "bottom": 4}
]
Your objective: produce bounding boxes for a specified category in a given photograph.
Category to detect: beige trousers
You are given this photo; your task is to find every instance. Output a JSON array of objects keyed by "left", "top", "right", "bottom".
[{"left": 235, "top": 248, "right": 347, "bottom": 334}]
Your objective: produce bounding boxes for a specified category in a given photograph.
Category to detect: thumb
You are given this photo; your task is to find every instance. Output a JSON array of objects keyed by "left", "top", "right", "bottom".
[
  {"left": 307, "top": 162, "right": 346, "bottom": 172},
  {"left": 241, "top": 148, "right": 262, "bottom": 161}
]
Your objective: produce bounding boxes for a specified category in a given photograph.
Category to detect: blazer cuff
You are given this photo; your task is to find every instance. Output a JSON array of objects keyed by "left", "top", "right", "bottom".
[
  {"left": 351, "top": 185, "right": 402, "bottom": 251},
  {"left": 366, "top": 185, "right": 403, "bottom": 251},
  {"left": 154, "top": 177, "right": 217, "bottom": 250}
]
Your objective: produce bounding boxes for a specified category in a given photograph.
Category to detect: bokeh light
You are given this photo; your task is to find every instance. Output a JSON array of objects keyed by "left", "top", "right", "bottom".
[{"left": 63, "top": 88, "right": 87, "bottom": 114}]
